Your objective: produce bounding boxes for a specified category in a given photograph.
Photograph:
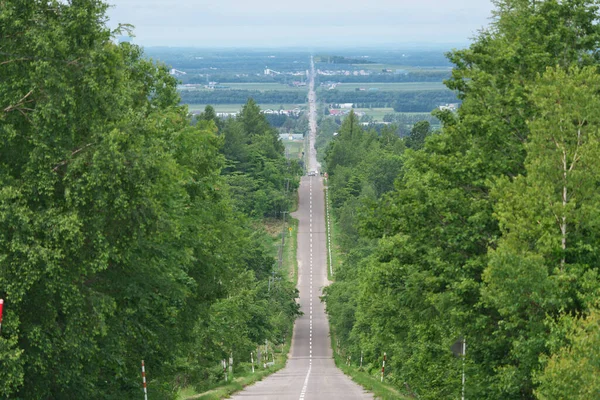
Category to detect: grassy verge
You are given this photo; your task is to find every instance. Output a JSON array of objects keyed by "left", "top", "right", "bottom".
[
  {"left": 179, "top": 336, "right": 292, "bottom": 400},
  {"left": 283, "top": 216, "right": 299, "bottom": 283}
]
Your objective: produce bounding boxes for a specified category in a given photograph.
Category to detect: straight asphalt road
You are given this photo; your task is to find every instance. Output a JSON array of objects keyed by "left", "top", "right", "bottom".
[{"left": 230, "top": 57, "right": 372, "bottom": 400}]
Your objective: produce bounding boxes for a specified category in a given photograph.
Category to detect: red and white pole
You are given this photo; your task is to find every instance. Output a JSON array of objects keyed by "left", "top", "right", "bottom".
[
  {"left": 0, "top": 299, "right": 4, "bottom": 334},
  {"left": 141, "top": 360, "right": 148, "bottom": 400},
  {"left": 381, "top": 352, "right": 386, "bottom": 382}
]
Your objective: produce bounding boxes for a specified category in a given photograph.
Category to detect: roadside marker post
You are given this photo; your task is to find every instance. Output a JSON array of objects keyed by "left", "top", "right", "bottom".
[
  {"left": 251, "top": 352, "right": 255, "bottom": 373},
  {"left": 141, "top": 360, "right": 148, "bottom": 400},
  {"left": 0, "top": 299, "right": 4, "bottom": 334},
  {"left": 222, "top": 359, "right": 227, "bottom": 382},
  {"left": 462, "top": 339, "right": 466, "bottom": 400},
  {"left": 381, "top": 352, "right": 387, "bottom": 382}
]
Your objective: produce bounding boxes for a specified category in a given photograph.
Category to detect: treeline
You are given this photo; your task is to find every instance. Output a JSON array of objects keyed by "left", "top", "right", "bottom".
[
  {"left": 324, "top": 1, "right": 600, "bottom": 399},
  {"left": 382, "top": 112, "right": 440, "bottom": 126},
  {"left": 0, "top": 2, "right": 299, "bottom": 399},
  {"left": 180, "top": 89, "right": 307, "bottom": 105},
  {"left": 263, "top": 113, "right": 309, "bottom": 134},
  {"left": 319, "top": 90, "right": 458, "bottom": 112},
  {"left": 179, "top": 89, "right": 457, "bottom": 113}
]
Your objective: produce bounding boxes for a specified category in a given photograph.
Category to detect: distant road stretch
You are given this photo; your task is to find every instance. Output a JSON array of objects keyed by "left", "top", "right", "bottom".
[{"left": 230, "top": 58, "right": 372, "bottom": 400}]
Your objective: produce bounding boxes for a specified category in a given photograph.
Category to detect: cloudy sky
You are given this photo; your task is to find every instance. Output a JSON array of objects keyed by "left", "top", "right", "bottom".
[{"left": 106, "top": 0, "right": 495, "bottom": 48}]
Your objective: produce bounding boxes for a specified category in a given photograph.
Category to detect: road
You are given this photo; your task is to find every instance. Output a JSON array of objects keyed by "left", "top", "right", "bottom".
[
  {"left": 230, "top": 59, "right": 372, "bottom": 400},
  {"left": 307, "top": 56, "right": 320, "bottom": 173}
]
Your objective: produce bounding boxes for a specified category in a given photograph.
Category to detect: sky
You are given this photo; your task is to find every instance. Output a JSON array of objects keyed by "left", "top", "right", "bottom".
[{"left": 106, "top": 0, "right": 495, "bottom": 48}]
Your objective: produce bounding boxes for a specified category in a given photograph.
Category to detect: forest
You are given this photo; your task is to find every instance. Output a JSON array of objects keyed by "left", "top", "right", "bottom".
[
  {"left": 179, "top": 89, "right": 457, "bottom": 113},
  {"left": 0, "top": 2, "right": 300, "bottom": 399},
  {"left": 323, "top": 1, "right": 600, "bottom": 399}
]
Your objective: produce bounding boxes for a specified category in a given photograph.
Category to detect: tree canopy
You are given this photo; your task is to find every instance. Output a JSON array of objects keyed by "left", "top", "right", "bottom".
[
  {"left": 0, "top": 1, "right": 299, "bottom": 398},
  {"left": 324, "top": 1, "right": 600, "bottom": 399}
]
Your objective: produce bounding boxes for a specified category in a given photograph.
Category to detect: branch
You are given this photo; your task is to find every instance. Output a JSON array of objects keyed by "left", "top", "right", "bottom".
[
  {"left": 3, "top": 90, "right": 34, "bottom": 113},
  {"left": 52, "top": 143, "right": 95, "bottom": 172},
  {"left": 0, "top": 57, "right": 29, "bottom": 66}
]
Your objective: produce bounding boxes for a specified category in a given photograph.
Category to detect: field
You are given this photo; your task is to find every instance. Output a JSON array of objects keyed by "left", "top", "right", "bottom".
[
  {"left": 282, "top": 140, "right": 305, "bottom": 160},
  {"left": 320, "top": 82, "right": 446, "bottom": 92},
  {"left": 179, "top": 83, "right": 307, "bottom": 91},
  {"left": 349, "top": 63, "right": 453, "bottom": 73},
  {"left": 180, "top": 82, "right": 446, "bottom": 93},
  {"left": 187, "top": 103, "right": 305, "bottom": 113},
  {"left": 343, "top": 108, "right": 435, "bottom": 122}
]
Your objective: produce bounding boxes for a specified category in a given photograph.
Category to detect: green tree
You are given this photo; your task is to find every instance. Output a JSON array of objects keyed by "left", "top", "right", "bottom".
[
  {"left": 535, "top": 309, "right": 600, "bottom": 400},
  {"left": 404, "top": 120, "right": 431, "bottom": 150}
]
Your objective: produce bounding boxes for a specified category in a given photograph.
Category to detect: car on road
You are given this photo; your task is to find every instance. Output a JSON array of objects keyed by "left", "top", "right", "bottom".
[{"left": 307, "top": 171, "right": 317, "bottom": 176}]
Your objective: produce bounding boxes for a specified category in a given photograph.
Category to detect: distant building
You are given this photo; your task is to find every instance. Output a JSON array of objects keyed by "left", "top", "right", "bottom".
[
  {"left": 169, "top": 68, "right": 187, "bottom": 77},
  {"left": 439, "top": 103, "right": 459, "bottom": 112}
]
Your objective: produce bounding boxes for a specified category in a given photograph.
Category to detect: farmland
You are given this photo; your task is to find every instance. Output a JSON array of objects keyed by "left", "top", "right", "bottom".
[{"left": 317, "top": 82, "right": 446, "bottom": 92}]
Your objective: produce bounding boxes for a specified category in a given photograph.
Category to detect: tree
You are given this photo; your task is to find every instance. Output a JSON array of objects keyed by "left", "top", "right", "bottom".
[
  {"left": 535, "top": 309, "right": 600, "bottom": 400},
  {"left": 324, "top": 1, "right": 600, "bottom": 399},
  {"left": 483, "top": 66, "right": 600, "bottom": 395},
  {"left": 0, "top": 2, "right": 300, "bottom": 398},
  {"left": 405, "top": 120, "right": 431, "bottom": 149}
]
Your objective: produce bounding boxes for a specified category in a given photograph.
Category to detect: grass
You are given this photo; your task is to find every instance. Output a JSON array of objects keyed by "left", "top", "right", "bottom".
[
  {"left": 353, "top": 107, "right": 395, "bottom": 121},
  {"left": 283, "top": 140, "right": 305, "bottom": 161},
  {"left": 178, "top": 342, "right": 291, "bottom": 400},
  {"left": 284, "top": 217, "right": 299, "bottom": 283}
]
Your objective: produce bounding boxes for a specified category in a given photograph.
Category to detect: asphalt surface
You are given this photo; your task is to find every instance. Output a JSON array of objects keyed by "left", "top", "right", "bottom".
[
  {"left": 230, "top": 58, "right": 372, "bottom": 400},
  {"left": 230, "top": 176, "right": 372, "bottom": 400},
  {"left": 307, "top": 56, "right": 320, "bottom": 173}
]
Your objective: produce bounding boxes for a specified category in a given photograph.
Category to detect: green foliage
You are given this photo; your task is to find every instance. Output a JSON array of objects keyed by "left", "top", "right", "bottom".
[
  {"left": 0, "top": 1, "right": 299, "bottom": 398},
  {"left": 324, "top": 2, "right": 600, "bottom": 400},
  {"left": 219, "top": 99, "right": 300, "bottom": 218},
  {"left": 535, "top": 309, "right": 600, "bottom": 400}
]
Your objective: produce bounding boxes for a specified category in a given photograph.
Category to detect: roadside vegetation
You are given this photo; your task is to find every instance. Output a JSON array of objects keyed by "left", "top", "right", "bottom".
[{"left": 323, "top": 1, "right": 600, "bottom": 399}]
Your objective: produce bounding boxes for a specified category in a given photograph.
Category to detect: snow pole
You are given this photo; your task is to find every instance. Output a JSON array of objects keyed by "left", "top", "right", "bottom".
[
  {"left": 0, "top": 299, "right": 4, "bottom": 334},
  {"left": 462, "top": 339, "right": 466, "bottom": 400},
  {"left": 381, "top": 352, "right": 387, "bottom": 382},
  {"left": 251, "top": 352, "right": 255, "bottom": 373},
  {"left": 141, "top": 360, "right": 148, "bottom": 400}
]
